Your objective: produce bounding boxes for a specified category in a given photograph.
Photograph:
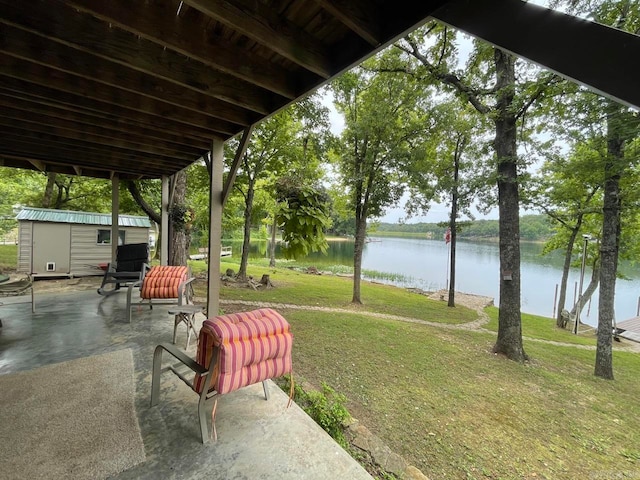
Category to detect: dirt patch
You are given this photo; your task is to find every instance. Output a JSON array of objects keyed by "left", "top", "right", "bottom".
[
  {"left": 423, "top": 289, "right": 494, "bottom": 311},
  {"left": 32, "top": 276, "right": 104, "bottom": 293}
]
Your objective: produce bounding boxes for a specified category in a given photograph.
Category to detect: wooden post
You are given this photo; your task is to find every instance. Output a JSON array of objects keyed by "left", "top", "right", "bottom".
[
  {"left": 552, "top": 283, "right": 558, "bottom": 319},
  {"left": 161, "top": 176, "right": 169, "bottom": 265},
  {"left": 207, "top": 139, "right": 224, "bottom": 318},
  {"left": 111, "top": 174, "right": 119, "bottom": 264}
]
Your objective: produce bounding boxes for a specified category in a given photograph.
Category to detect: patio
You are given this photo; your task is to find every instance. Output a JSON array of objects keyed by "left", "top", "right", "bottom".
[{"left": 0, "top": 285, "right": 372, "bottom": 480}]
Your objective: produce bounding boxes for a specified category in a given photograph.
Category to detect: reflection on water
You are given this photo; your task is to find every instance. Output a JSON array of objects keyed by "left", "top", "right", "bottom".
[{"left": 236, "top": 236, "right": 640, "bottom": 324}]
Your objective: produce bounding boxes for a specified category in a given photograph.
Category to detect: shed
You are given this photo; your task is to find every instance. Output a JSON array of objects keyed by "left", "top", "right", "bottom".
[{"left": 16, "top": 207, "right": 151, "bottom": 277}]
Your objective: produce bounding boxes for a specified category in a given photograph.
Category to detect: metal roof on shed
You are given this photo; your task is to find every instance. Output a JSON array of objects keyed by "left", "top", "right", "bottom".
[{"left": 15, "top": 207, "right": 151, "bottom": 228}]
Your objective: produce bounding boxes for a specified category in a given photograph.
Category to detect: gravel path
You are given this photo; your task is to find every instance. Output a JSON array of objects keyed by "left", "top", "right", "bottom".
[{"left": 27, "top": 276, "right": 640, "bottom": 353}]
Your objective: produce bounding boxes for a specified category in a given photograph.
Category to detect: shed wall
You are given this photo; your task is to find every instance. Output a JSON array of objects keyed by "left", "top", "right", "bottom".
[
  {"left": 17, "top": 220, "right": 149, "bottom": 276},
  {"left": 70, "top": 225, "right": 150, "bottom": 276}
]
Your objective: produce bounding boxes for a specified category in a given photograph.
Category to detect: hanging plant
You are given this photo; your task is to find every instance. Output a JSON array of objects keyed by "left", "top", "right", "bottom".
[{"left": 169, "top": 204, "right": 195, "bottom": 233}]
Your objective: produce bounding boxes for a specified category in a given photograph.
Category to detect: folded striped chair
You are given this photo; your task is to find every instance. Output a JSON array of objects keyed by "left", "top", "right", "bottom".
[
  {"left": 150, "top": 308, "right": 294, "bottom": 443},
  {"left": 126, "top": 265, "right": 194, "bottom": 323}
]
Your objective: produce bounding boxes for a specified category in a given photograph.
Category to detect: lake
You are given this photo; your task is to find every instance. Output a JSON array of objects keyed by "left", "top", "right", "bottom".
[{"left": 243, "top": 236, "right": 640, "bottom": 326}]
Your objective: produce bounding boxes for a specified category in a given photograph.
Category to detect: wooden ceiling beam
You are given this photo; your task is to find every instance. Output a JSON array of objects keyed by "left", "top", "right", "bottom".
[
  {"left": 0, "top": 93, "right": 212, "bottom": 151},
  {"left": 0, "top": 152, "right": 159, "bottom": 180},
  {"left": 0, "top": 114, "right": 204, "bottom": 159},
  {"left": 0, "top": 131, "right": 201, "bottom": 170},
  {"left": 0, "top": 59, "right": 244, "bottom": 136},
  {"left": 0, "top": 24, "right": 259, "bottom": 126},
  {"left": 431, "top": 0, "right": 640, "bottom": 110},
  {"left": 0, "top": 0, "right": 283, "bottom": 115},
  {"left": 0, "top": 135, "right": 190, "bottom": 175},
  {"left": 0, "top": 141, "right": 172, "bottom": 177},
  {"left": 0, "top": 79, "right": 221, "bottom": 143},
  {"left": 312, "top": 0, "right": 381, "bottom": 46},
  {"left": 183, "top": 0, "right": 332, "bottom": 78},
  {"left": 64, "top": 0, "right": 300, "bottom": 99}
]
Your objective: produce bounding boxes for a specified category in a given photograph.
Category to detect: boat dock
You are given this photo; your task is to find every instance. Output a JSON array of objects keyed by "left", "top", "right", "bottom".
[
  {"left": 616, "top": 316, "right": 640, "bottom": 343},
  {"left": 189, "top": 246, "right": 232, "bottom": 260}
]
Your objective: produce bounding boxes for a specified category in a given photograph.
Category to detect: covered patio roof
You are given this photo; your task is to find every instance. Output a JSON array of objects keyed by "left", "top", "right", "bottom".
[{"left": 0, "top": 0, "right": 638, "bottom": 181}]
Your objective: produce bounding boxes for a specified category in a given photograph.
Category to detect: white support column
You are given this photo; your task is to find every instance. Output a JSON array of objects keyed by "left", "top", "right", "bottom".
[
  {"left": 161, "top": 175, "right": 170, "bottom": 265},
  {"left": 111, "top": 174, "right": 119, "bottom": 263},
  {"left": 207, "top": 139, "right": 224, "bottom": 317}
]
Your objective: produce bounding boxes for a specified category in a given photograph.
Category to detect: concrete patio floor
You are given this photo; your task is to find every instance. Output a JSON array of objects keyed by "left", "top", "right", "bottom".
[{"left": 0, "top": 284, "right": 372, "bottom": 479}]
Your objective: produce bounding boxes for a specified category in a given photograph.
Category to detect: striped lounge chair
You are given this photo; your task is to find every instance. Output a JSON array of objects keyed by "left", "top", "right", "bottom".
[
  {"left": 126, "top": 265, "right": 194, "bottom": 323},
  {"left": 150, "top": 308, "right": 294, "bottom": 443}
]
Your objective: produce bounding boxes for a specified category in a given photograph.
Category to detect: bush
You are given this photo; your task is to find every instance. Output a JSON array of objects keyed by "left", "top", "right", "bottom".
[{"left": 280, "top": 376, "right": 351, "bottom": 448}]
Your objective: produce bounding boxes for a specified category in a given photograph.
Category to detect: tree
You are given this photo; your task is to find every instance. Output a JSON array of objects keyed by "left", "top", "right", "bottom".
[
  {"left": 386, "top": 23, "right": 562, "bottom": 361},
  {"left": 332, "top": 65, "right": 429, "bottom": 304},
  {"left": 529, "top": 143, "right": 603, "bottom": 327},
  {"left": 405, "top": 102, "right": 485, "bottom": 307},
  {"left": 275, "top": 177, "right": 331, "bottom": 259},
  {"left": 231, "top": 98, "right": 329, "bottom": 280},
  {"left": 548, "top": 0, "right": 640, "bottom": 379}
]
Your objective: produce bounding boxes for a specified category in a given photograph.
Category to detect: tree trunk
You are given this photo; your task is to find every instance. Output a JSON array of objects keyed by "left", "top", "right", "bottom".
[
  {"left": 570, "top": 260, "right": 600, "bottom": 321},
  {"left": 556, "top": 223, "right": 581, "bottom": 327},
  {"left": 169, "top": 171, "right": 189, "bottom": 266},
  {"left": 237, "top": 179, "right": 255, "bottom": 281},
  {"left": 269, "top": 213, "right": 277, "bottom": 268},
  {"left": 42, "top": 172, "right": 56, "bottom": 208},
  {"left": 352, "top": 213, "right": 367, "bottom": 304},
  {"left": 126, "top": 181, "right": 162, "bottom": 224},
  {"left": 595, "top": 101, "right": 623, "bottom": 380},
  {"left": 448, "top": 137, "right": 462, "bottom": 308},
  {"left": 492, "top": 49, "right": 527, "bottom": 362}
]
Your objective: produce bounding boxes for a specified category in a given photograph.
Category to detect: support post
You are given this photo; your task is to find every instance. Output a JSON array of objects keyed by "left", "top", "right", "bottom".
[
  {"left": 207, "top": 139, "right": 224, "bottom": 317},
  {"left": 111, "top": 174, "right": 119, "bottom": 263},
  {"left": 161, "top": 175, "right": 170, "bottom": 265}
]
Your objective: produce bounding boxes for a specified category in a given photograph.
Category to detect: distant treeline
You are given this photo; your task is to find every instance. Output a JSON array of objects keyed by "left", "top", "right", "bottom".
[{"left": 369, "top": 214, "right": 554, "bottom": 242}]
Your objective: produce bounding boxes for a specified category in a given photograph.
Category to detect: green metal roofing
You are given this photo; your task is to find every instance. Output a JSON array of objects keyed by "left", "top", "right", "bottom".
[{"left": 15, "top": 207, "right": 151, "bottom": 228}]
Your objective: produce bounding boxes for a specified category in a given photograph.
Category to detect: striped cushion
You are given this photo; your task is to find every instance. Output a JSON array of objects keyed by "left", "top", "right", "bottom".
[
  {"left": 140, "top": 266, "right": 188, "bottom": 299},
  {"left": 193, "top": 308, "right": 293, "bottom": 395}
]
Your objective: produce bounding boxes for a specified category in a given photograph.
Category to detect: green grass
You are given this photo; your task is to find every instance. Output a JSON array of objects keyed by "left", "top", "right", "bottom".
[
  {"left": 484, "top": 307, "right": 598, "bottom": 346},
  {"left": 0, "top": 244, "right": 17, "bottom": 271},
  {"left": 209, "top": 259, "right": 477, "bottom": 325},
  {"left": 283, "top": 309, "right": 640, "bottom": 480},
  {"left": 202, "top": 257, "right": 640, "bottom": 479}
]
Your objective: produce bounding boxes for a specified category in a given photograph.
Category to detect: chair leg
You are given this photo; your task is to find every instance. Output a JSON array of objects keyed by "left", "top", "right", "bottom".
[
  {"left": 126, "top": 285, "right": 134, "bottom": 323},
  {"left": 198, "top": 395, "right": 212, "bottom": 443},
  {"left": 262, "top": 380, "right": 269, "bottom": 400},
  {"left": 172, "top": 314, "right": 180, "bottom": 345},
  {"left": 150, "top": 345, "right": 164, "bottom": 407},
  {"left": 185, "top": 317, "right": 193, "bottom": 349}
]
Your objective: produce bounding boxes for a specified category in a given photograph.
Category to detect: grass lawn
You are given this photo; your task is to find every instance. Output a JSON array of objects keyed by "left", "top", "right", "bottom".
[
  {"left": 2, "top": 246, "right": 638, "bottom": 479},
  {"left": 204, "top": 258, "right": 640, "bottom": 480},
  {"left": 283, "top": 308, "right": 640, "bottom": 480},
  {"left": 0, "top": 244, "right": 17, "bottom": 272},
  {"left": 212, "top": 259, "right": 477, "bottom": 324}
]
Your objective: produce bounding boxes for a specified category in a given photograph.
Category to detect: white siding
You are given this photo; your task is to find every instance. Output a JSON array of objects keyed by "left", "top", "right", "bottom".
[
  {"left": 69, "top": 226, "right": 149, "bottom": 276},
  {"left": 124, "top": 228, "right": 149, "bottom": 245},
  {"left": 17, "top": 219, "right": 148, "bottom": 277}
]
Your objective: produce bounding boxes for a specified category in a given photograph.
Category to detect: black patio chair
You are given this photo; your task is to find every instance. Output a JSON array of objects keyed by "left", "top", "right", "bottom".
[{"left": 97, "top": 243, "right": 149, "bottom": 296}]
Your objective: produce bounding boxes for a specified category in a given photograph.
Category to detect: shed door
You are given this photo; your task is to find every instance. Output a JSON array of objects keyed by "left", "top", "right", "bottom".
[{"left": 32, "top": 223, "right": 71, "bottom": 274}]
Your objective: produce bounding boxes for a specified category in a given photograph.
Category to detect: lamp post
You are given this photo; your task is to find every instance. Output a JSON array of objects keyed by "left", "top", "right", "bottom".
[{"left": 574, "top": 234, "right": 591, "bottom": 335}]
